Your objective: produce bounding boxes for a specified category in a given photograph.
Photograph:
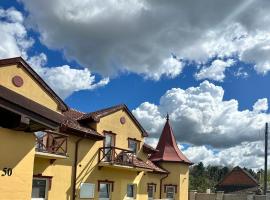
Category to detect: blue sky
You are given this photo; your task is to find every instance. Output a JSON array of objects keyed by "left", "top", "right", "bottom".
[{"left": 1, "top": 0, "right": 270, "bottom": 169}]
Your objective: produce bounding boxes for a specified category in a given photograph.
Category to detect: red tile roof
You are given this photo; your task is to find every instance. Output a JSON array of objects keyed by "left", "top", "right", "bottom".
[
  {"left": 79, "top": 104, "right": 148, "bottom": 137},
  {"left": 143, "top": 143, "right": 159, "bottom": 154},
  {"left": 61, "top": 109, "right": 104, "bottom": 140},
  {"left": 217, "top": 166, "right": 259, "bottom": 187},
  {"left": 150, "top": 115, "right": 192, "bottom": 164}
]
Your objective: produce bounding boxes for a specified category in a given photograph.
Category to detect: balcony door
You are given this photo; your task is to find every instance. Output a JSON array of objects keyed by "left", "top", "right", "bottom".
[{"left": 104, "top": 132, "right": 115, "bottom": 161}]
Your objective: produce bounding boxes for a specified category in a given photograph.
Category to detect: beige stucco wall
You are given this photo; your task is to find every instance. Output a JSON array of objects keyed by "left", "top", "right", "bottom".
[
  {"left": 33, "top": 135, "right": 78, "bottom": 200},
  {"left": 160, "top": 162, "right": 190, "bottom": 200},
  {"left": 96, "top": 109, "right": 144, "bottom": 150},
  {"left": 0, "top": 128, "right": 36, "bottom": 200},
  {"left": 0, "top": 64, "right": 61, "bottom": 112},
  {"left": 71, "top": 110, "right": 165, "bottom": 200}
]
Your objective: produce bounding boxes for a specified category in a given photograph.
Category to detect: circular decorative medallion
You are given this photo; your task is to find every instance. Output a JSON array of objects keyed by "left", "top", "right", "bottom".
[
  {"left": 12, "top": 76, "right": 24, "bottom": 87},
  {"left": 120, "top": 116, "right": 126, "bottom": 124}
]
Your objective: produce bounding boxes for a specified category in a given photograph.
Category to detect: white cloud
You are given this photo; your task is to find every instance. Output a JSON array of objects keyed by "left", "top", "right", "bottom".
[
  {"left": 0, "top": 8, "right": 109, "bottom": 99},
  {"left": 253, "top": 98, "right": 268, "bottom": 113},
  {"left": 183, "top": 142, "right": 265, "bottom": 170},
  {"left": 0, "top": 8, "right": 32, "bottom": 59},
  {"left": 195, "top": 59, "right": 235, "bottom": 81},
  {"left": 234, "top": 67, "right": 249, "bottom": 78},
  {"left": 28, "top": 54, "right": 109, "bottom": 99},
  {"left": 133, "top": 81, "right": 270, "bottom": 149},
  {"left": 20, "top": 0, "right": 270, "bottom": 79}
]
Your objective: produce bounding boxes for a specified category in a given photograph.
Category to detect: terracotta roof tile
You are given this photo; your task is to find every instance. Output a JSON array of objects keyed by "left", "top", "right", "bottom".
[
  {"left": 145, "top": 159, "right": 168, "bottom": 173},
  {"left": 61, "top": 109, "right": 104, "bottom": 140},
  {"left": 217, "top": 166, "right": 259, "bottom": 187},
  {"left": 143, "top": 143, "right": 159, "bottom": 154}
]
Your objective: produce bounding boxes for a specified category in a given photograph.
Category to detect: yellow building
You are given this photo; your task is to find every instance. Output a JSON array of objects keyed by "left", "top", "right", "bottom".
[{"left": 0, "top": 57, "right": 192, "bottom": 200}]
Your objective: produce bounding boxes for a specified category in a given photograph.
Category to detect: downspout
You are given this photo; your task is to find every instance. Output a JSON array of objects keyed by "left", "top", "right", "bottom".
[
  {"left": 72, "top": 136, "right": 85, "bottom": 200},
  {"left": 160, "top": 173, "right": 169, "bottom": 199}
]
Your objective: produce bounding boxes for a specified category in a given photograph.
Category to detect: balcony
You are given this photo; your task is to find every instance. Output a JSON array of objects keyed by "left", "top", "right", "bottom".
[
  {"left": 98, "top": 147, "right": 152, "bottom": 171},
  {"left": 35, "top": 131, "right": 68, "bottom": 159}
]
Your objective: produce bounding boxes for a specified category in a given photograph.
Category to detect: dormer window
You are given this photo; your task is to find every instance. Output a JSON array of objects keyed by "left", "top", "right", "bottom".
[{"left": 128, "top": 138, "right": 139, "bottom": 154}]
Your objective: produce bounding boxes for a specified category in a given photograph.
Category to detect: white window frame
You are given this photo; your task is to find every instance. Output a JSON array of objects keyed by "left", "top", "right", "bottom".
[
  {"left": 31, "top": 178, "right": 49, "bottom": 200},
  {"left": 166, "top": 185, "right": 175, "bottom": 199}
]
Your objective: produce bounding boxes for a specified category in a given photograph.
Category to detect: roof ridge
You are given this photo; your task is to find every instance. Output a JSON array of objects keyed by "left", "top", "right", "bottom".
[{"left": 78, "top": 104, "right": 148, "bottom": 137}]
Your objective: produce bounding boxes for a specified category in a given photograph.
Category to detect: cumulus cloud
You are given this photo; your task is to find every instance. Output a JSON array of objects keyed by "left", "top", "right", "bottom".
[
  {"left": 253, "top": 98, "right": 268, "bottom": 113},
  {"left": 133, "top": 81, "right": 269, "bottom": 148},
  {"left": 20, "top": 0, "right": 270, "bottom": 80},
  {"left": 134, "top": 81, "right": 269, "bottom": 168},
  {"left": 28, "top": 54, "right": 109, "bottom": 99},
  {"left": 0, "top": 7, "right": 32, "bottom": 58},
  {"left": 183, "top": 141, "right": 264, "bottom": 169},
  {"left": 0, "top": 8, "right": 109, "bottom": 99},
  {"left": 195, "top": 59, "right": 235, "bottom": 81}
]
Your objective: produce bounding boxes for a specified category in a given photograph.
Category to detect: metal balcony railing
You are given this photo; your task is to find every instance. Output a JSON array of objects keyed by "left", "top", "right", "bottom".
[{"left": 35, "top": 131, "right": 68, "bottom": 156}]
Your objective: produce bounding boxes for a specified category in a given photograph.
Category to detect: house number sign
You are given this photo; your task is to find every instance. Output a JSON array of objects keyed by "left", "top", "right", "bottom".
[{"left": 1, "top": 168, "right": 12, "bottom": 176}]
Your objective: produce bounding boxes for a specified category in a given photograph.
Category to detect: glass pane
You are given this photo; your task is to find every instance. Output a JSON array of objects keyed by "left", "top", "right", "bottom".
[
  {"left": 166, "top": 186, "right": 174, "bottom": 198},
  {"left": 31, "top": 179, "right": 46, "bottom": 198},
  {"left": 129, "top": 140, "right": 137, "bottom": 153},
  {"left": 105, "top": 135, "right": 112, "bottom": 147},
  {"left": 148, "top": 185, "right": 154, "bottom": 198},
  {"left": 99, "top": 183, "right": 110, "bottom": 198},
  {"left": 127, "top": 184, "right": 134, "bottom": 197}
]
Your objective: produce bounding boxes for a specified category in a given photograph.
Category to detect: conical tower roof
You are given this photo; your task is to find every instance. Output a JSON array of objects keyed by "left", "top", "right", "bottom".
[{"left": 150, "top": 114, "right": 192, "bottom": 164}]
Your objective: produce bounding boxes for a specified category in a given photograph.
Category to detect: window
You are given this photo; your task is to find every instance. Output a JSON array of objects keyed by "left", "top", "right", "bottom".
[
  {"left": 31, "top": 178, "right": 48, "bottom": 200},
  {"left": 147, "top": 184, "right": 156, "bottom": 199},
  {"left": 104, "top": 132, "right": 115, "bottom": 161},
  {"left": 128, "top": 138, "right": 139, "bottom": 153},
  {"left": 80, "top": 183, "right": 95, "bottom": 198},
  {"left": 127, "top": 184, "right": 136, "bottom": 199},
  {"left": 98, "top": 181, "right": 113, "bottom": 200},
  {"left": 165, "top": 185, "right": 176, "bottom": 199}
]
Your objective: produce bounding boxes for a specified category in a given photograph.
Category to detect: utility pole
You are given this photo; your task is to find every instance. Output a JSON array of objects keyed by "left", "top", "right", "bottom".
[{"left": 264, "top": 122, "right": 268, "bottom": 195}]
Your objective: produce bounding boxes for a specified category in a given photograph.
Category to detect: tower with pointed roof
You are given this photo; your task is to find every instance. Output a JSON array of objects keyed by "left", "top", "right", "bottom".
[{"left": 150, "top": 114, "right": 192, "bottom": 200}]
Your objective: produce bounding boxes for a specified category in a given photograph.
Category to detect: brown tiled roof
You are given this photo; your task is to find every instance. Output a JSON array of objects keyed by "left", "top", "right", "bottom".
[
  {"left": 61, "top": 109, "right": 104, "bottom": 140},
  {"left": 216, "top": 166, "right": 259, "bottom": 187},
  {"left": 131, "top": 155, "right": 168, "bottom": 173},
  {"left": 63, "top": 108, "right": 85, "bottom": 120},
  {"left": 143, "top": 143, "right": 159, "bottom": 154},
  {"left": 79, "top": 104, "right": 148, "bottom": 137},
  {"left": 145, "top": 159, "right": 168, "bottom": 174},
  {"left": 133, "top": 156, "right": 153, "bottom": 170},
  {"left": 150, "top": 115, "right": 192, "bottom": 164},
  {"left": 0, "top": 57, "right": 68, "bottom": 111}
]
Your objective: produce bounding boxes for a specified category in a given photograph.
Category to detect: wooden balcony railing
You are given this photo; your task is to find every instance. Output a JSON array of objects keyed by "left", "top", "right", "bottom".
[
  {"left": 35, "top": 131, "right": 68, "bottom": 156},
  {"left": 98, "top": 147, "right": 134, "bottom": 166}
]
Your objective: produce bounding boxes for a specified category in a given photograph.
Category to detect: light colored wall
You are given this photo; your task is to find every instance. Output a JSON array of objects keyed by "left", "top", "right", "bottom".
[
  {"left": 0, "top": 64, "right": 61, "bottom": 112},
  {"left": 96, "top": 109, "right": 144, "bottom": 151},
  {"left": 0, "top": 128, "right": 36, "bottom": 200},
  {"left": 160, "top": 162, "right": 189, "bottom": 200},
  {"left": 33, "top": 135, "right": 78, "bottom": 200},
  {"left": 72, "top": 109, "right": 164, "bottom": 200}
]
